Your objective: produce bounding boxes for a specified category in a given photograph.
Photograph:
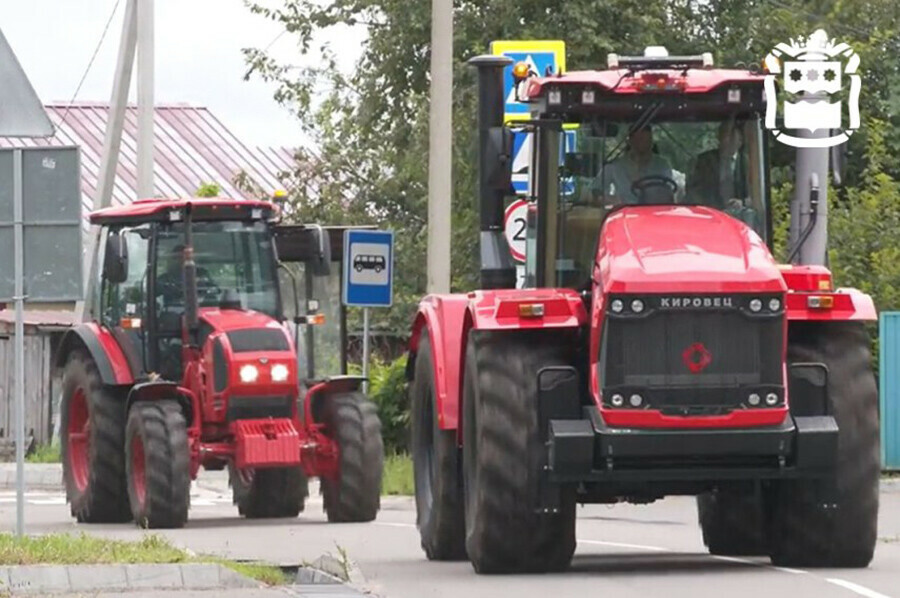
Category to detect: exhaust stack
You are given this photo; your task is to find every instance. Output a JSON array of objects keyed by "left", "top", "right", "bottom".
[{"left": 468, "top": 55, "right": 517, "bottom": 289}]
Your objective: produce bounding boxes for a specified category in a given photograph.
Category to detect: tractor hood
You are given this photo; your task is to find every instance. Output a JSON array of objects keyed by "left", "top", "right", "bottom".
[
  {"left": 198, "top": 308, "right": 293, "bottom": 352},
  {"left": 596, "top": 205, "right": 786, "bottom": 294}
]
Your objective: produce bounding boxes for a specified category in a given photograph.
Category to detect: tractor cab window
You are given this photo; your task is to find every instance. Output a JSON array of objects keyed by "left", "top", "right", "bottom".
[
  {"left": 533, "top": 115, "right": 767, "bottom": 288},
  {"left": 101, "top": 225, "right": 151, "bottom": 374},
  {"left": 155, "top": 221, "right": 281, "bottom": 319}
]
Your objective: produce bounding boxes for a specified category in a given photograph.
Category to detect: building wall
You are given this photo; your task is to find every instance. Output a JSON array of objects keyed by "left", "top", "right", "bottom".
[{"left": 0, "top": 331, "right": 57, "bottom": 447}]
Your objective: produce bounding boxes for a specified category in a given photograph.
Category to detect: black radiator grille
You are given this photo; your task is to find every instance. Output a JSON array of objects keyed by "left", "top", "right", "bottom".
[
  {"left": 600, "top": 298, "right": 783, "bottom": 409},
  {"left": 227, "top": 395, "right": 293, "bottom": 421},
  {"left": 226, "top": 328, "right": 289, "bottom": 353}
]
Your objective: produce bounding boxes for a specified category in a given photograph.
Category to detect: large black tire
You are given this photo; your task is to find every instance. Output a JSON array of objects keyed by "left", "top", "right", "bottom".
[
  {"left": 59, "top": 350, "right": 131, "bottom": 523},
  {"left": 768, "top": 322, "right": 879, "bottom": 567},
  {"left": 125, "top": 401, "right": 191, "bottom": 529},
  {"left": 321, "top": 392, "right": 384, "bottom": 522},
  {"left": 411, "top": 330, "right": 466, "bottom": 560},
  {"left": 230, "top": 465, "right": 309, "bottom": 518},
  {"left": 698, "top": 486, "right": 768, "bottom": 556},
  {"left": 463, "top": 332, "right": 577, "bottom": 574}
]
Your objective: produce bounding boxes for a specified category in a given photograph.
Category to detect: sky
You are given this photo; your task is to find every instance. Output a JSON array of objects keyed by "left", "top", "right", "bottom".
[{"left": 0, "top": 0, "right": 364, "bottom": 148}]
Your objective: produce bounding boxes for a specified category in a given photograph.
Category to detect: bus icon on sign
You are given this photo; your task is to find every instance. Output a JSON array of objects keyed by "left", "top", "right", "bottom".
[{"left": 353, "top": 254, "right": 386, "bottom": 273}]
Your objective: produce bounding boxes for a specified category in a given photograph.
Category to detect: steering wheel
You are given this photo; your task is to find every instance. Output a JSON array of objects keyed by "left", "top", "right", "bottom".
[{"left": 631, "top": 175, "right": 679, "bottom": 204}]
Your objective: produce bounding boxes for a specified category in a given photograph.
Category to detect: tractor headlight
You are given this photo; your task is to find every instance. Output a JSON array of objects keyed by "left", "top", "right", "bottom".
[
  {"left": 749, "top": 298, "right": 762, "bottom": 313},
  {"left": 270, "top": 364, "right": 289, "bottom": 382},
  {"left": 610, "top": 299, "right": 624, "bottom": 313},
  {"left": 768, "top": 297, "right": 781, "bottom": 312},
  {"left": 239, "top": 364, "right": 259, "bottom": 383}
]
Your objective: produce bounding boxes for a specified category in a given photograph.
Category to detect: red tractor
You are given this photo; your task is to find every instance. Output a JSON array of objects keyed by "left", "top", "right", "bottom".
[
  {"left": 408, "top": 48, "right": 880, "bottom": 573},
  {"left": 56, "top": 198, "right": 383, "bottom": 528}
]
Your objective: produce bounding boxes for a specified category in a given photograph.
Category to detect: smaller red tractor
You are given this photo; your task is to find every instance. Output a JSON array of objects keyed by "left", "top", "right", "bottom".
[{"left": 55, "top": 198, "right": 383, "bottom": 528}]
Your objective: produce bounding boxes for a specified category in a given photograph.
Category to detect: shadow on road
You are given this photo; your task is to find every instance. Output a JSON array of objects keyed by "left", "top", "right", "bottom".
[{"left": 568, "top": 552, "right": 761, "bottom": 576}]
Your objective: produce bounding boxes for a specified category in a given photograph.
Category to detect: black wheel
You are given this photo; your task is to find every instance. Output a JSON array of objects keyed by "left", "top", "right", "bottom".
[
  {"left": 125, "top": 401, "right": 191, "bottom": 529},
  {"left": 411, "top": 330, "right": 466, "bottom": 560},
  {"left": 60, "top": 350, "right": 131, "bottom": 523},
  {"left": 321, "top": 392, "right": 384, "bottom": 522},
  {"left": 229, "top": 465, "right": 308, "bottom": 518},
  {"left": 769, "top": 322, "right": 879, "bottom": 567},
  {"left": 698, "top": 486, "right": 768, "bottom": 556},
  {"left": 463, "top": 332, "right": 577, "bottom": 574}
]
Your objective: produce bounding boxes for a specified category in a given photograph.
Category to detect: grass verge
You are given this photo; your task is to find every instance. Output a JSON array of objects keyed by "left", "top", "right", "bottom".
[
  {"left": 25, "top": 444, "right": 60, "bottom": 464},
  {"left": 382, "top": 453, "right": 413, "bottom": 496},
  {"left": 0, "top": 533, "right": 288, "bottom": 586}
]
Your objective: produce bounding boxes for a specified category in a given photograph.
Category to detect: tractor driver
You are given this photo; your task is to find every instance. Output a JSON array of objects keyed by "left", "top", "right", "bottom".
[
  {"left": 594, "top": 124, "right": 675, "bottom": 204},
  {"left": 156, "top": 244, "right": 218, "bottom": 309}
]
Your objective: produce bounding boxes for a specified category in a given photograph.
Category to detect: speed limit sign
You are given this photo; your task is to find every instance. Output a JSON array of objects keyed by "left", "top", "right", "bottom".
[{"left": 503, "top": 199, "right": 528, "bottom": 263}]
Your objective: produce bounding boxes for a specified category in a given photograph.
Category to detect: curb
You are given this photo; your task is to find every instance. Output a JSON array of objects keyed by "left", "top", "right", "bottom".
[
  {"left": 0, "top": 464, "right": 63, "bottom": 491},
  {"left": 0, "top": 563, "right": 258, "bottom": 595}
]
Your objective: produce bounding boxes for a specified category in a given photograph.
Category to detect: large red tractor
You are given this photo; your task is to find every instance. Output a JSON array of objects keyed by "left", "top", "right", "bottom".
[
  {"left": 408, "top": 48, "right": 880, "bottom": 573},
  {"left": 56, "top": 198, "right": 383, "bottom": 528}
]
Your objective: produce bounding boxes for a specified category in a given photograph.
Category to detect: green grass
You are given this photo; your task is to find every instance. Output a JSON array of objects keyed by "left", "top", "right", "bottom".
[
  {"left": 382, "top": 453, "right": 413, "bottom": 496},
  {"left": 0, "top": 533, "right": 287, "bottom": 585},
  {"left": 25, "top": 444, "right": 60, "bottom": 464}
]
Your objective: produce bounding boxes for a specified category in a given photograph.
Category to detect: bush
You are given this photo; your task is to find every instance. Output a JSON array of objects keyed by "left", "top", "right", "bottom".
[{"left": 367, "top": 355, "right": 410, "bottom": 454}]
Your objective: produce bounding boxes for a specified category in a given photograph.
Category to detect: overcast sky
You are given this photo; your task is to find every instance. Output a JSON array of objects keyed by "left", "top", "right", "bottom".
[{"left": 0, "top": 0, "right": 363, "bottom": 148}]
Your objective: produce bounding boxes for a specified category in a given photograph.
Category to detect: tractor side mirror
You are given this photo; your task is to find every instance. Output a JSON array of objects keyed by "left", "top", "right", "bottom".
[
  {"left": 103, "top": 231, "right": 129, "bottom": 284},
  {"left": 310, "top": 225, "right": 331, "bottom": 277},
  {"left": 485, "top": 126, "right": 513, "bottom": 192}
]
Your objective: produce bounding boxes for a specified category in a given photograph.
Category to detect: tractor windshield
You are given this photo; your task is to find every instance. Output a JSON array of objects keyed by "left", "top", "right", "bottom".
[
  {"left": 156, "top": 221, "right": 281, "bottom": 318},
  {"left": 532, "top": 115, "right": 768, "bottom": 288}
]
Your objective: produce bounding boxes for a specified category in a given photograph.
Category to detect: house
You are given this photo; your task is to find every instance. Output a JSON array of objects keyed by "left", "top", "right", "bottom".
[{"left": 0, "top": 102, "right": 298, "bottom": 446}]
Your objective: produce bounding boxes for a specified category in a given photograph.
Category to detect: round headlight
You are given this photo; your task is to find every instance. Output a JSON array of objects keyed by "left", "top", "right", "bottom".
[
  {"left": 631, "top": 299, "right": 645, "bottom": 314},
  {"left": 239, "top": 364, "right": 259, "bottom": 384},
  {"left": 611, "top": 299, "right": 624, "bottom": 313},
  {"left": 611, "top": 394, "right": 625, "bottom": 407},
  {"left": 629, "top": 394, "right": 643, "bottom": 407},
  {"left": 768, "top": 298, "right": 781, "bottom": 312},
  {"left": 748, "top": 393, "right": 761, "bottom": 406},
  {"left": 270, "top": 363, "right": 289, "bottom": 382},
  {"left": 749, "top": 298, "right": 762, "bottom": 313},
  {"left": 765, "top": 392, "right": 779, "bottom": 406}
]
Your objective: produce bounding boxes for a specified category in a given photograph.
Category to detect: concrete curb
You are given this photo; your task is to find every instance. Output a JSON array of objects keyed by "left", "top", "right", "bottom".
[
  {"left": 0, "top": 563, "right": 259, "bottom": 595},
  {"left": 0, "top": 463, "right": 63, "bottom": 491}
]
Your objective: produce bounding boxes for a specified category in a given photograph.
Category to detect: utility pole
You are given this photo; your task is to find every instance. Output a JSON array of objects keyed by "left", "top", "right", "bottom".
[
  {"left": 790, "top": 130, "right": 830, "bottom": 266},
  {"left": 136, "top": 0, "right": 155, "bottom": 197},
  {"left": 426, "top": 0, "right": 453, "bottom": 294}
]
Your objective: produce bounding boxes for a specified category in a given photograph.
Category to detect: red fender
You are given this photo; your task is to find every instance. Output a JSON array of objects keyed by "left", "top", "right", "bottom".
[
  {"left": 56, "top": 323, "right": 135, "bottom": 385},
  {"left": 781, "top": 265, "right": 877, "bottom": 321}
]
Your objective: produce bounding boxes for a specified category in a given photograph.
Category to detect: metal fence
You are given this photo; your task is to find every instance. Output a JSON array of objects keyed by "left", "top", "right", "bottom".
[{"left": 880, "top": 312, "right": 900, "bottom": 470}]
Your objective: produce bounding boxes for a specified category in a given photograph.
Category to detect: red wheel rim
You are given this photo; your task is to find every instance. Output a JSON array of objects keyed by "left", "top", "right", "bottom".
[
  {"left": 67, "top": 388, "right": 90, "bottom": 492},
  {"left": 131, "top": 433, "right": 147, "bottom": 508}
]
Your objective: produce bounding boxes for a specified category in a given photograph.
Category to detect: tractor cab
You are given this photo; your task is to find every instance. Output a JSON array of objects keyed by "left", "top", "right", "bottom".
[{"left": 500, "top": 49, "right": 771, "bottom": 289}]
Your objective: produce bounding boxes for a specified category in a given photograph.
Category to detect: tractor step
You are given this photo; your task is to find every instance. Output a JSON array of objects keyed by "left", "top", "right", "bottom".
[{"left": 232, "top": 419, "right": 301, "bottom": 469}]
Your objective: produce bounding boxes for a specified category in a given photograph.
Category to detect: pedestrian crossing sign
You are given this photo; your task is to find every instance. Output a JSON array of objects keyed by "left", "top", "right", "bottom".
[{"left": 489, "top": 40, "right": 567, "bottom": 123}]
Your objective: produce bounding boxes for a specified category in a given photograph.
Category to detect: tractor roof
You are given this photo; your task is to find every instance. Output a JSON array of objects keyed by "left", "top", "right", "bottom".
[
  {"left": 524, "top": 67, "right": 764, "bottom": 98},
  {"left": 89, "top": 198, "right": 278, "bottom": 226}
]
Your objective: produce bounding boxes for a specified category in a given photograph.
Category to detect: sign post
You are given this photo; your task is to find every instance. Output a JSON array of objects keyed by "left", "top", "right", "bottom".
[{"left": 342, "top": 230, "right": 394, "bottom": 392}]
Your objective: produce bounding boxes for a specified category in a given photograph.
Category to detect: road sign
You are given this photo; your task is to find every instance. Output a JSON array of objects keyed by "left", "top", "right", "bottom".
[
  {"left": 0, "top": 28, "right": 53, "bottom": 137},
  {"left": 510, "top": 128, "right": 578, "bottom": 196},
  {"left": 504, "top": 199, "right": 529, "bottom": 262},
  {"left": 342, "top": 229, "right": 393, "bottom": 307},
  {"left": 489, "top": 40, "right": 566, "bottom": 122}
]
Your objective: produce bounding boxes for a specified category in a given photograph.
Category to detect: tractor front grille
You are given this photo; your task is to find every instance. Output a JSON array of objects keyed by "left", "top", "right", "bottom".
[
  {"left": 227, "top": 395, "right": 293, "bottom": 421},
  {"left": 226, "top": 328, "right": 290, "bottom": 353},
  {"left": 600, "top": 294, "right": 784, "bottom": 413}
]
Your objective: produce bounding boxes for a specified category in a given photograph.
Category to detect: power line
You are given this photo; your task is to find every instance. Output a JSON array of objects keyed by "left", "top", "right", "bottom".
[{"left": 57, "top": 0, "right": 123, "bottom": 130}]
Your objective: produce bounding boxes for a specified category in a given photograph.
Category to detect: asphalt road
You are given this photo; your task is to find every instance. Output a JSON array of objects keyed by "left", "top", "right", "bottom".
[{"left": 3, "top": 476, "right": 899, "bottom": 598}]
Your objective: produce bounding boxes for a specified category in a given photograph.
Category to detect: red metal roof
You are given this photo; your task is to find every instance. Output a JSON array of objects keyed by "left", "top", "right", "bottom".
[
  {"left": 525, "top": 68, "right": 765, "bottom": 97},
  {"left": 90, "top": 197, "right": 278, "bottom": 224},
  {"left": 0, "top": 102, "right": 297, "bottom": 218}
]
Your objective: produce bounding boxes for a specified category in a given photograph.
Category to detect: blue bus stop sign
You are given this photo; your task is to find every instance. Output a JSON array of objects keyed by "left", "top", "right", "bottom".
[{"left": 342, "top": 229, "right": 393, "bottom": 307}]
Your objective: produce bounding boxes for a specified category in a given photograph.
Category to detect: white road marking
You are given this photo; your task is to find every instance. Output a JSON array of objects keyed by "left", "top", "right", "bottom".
[
  {"left": 29, "top": 498, "right": 66, "bottom": 505},
  {"left": 773, "top": 566, "right": 807, "bottom": 575},
  {"left": 826, "top": 578, "right": 894, "bottom": 598},
  {"left": 577, "top": 539, "right": 669, "bottom": 552}
]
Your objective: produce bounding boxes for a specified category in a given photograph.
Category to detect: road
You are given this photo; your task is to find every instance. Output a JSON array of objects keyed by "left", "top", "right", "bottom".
[{"left": 3, "top": 475, "right": 898, "bottom": 598}]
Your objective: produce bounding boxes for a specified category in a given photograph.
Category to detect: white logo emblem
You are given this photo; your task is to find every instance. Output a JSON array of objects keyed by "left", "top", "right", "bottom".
[{"left": 763, "top": 29, "right": 860, "bottom": 148}]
